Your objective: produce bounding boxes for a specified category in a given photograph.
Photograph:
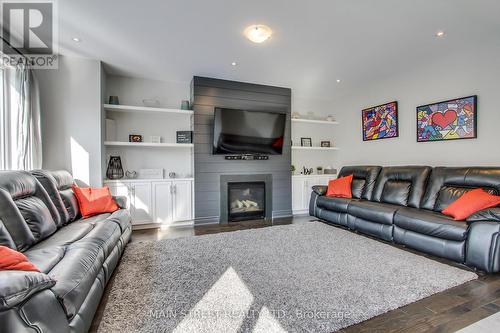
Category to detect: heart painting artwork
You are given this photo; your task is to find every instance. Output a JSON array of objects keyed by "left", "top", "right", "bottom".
[{"left": 417, "top": 95, "right": 477, "bottom": 142}]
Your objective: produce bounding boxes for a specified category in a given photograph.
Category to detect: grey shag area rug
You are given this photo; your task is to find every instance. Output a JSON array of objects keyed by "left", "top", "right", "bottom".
[{"left": 98, "top": 222, "right": 477, "bottom": 333}]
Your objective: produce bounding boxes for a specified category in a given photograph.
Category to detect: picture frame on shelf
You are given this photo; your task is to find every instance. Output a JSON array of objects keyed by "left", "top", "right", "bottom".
[
  {"left": 300, "top": 137, "right": 312, "bottom": 147},
  {"left": 321, "top": 141, "right": 331, "bottom": 147},
  {"left": 129, "top": 134, "right": 142, "bottom": 143},
  {"left": 416, "top": 95, "right": 477, "bottom": 142},
  {"left": 362, "top": 101, "right": 399, "bottom": 141}
]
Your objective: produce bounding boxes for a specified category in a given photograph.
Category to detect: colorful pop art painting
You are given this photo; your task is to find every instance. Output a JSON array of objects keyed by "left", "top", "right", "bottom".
[
  {"left": 362, "top": 101, "right": 398, "bottom": 141},
  {"left": 417, "top": 96, "right": 477, "bottom": 142}
]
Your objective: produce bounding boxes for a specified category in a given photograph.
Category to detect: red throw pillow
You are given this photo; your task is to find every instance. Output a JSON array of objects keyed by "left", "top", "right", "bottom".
[
  {"left": 326, "top": 174, "right": 353, "bottom": 198},
  {"left": 0, "top": 246, "right": 40, "bottom": 272},
  {"left": 442, "top": 188, "right": 500, "bottom": 221},
  {"left": 72, "top": 186, "right": 119, "bottom": 219}
]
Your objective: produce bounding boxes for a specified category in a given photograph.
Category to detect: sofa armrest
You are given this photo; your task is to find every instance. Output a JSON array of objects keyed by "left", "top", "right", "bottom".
[
  {"left": 113, "top": 195, "right": 128, "bottom": 209},
  {"left": 312, "top": 185, "right": 328, "bottom": 196},
  {"left": 466, "top": 221, "right": 500, "bottom": 273},
  {"left": 467, "top": 207, "right": 500, "bottom": 223},
  {"left": 0, "top": 271, "right": 56, "bottom": 311}
]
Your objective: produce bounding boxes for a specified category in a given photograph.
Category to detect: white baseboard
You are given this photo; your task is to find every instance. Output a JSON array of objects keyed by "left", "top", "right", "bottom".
[{"left": 132, "top": 220, "right": 195, "bottom": 230}]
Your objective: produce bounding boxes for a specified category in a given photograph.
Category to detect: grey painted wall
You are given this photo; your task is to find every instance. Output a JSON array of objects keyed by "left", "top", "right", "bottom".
[{"left": 192, "top": 77, "right": 292, "bottom": 223}]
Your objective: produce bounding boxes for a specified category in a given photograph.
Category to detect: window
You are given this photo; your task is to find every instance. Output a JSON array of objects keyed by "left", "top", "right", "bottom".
[{"left": 0, "top": 61, "right": 42, "bottom": 170}]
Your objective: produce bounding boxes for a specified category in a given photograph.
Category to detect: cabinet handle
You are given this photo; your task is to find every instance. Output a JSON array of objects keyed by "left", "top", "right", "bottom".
[
  {"left": 173, "top": 184, "right": 176, "bottom": 194},
  {"left": 170, "top": 184, "right": 173, "bottom": 194}
]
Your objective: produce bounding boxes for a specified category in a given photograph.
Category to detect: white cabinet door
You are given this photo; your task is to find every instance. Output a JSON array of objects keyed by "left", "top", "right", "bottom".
[
  {"left": 292, "top": 178, "right": 308, "bottom": 213},
  {"left": 303, "top": 179, "right": 313, "bottom": 209},
  {"left": 130, "top": 182, "right": 153, "bottom": 224},
  {"left": 152, "top": 182, "right": 173, "bottom": 224},
  {"left": 172, "top": 180, "right": 193, "bottom": 222}
]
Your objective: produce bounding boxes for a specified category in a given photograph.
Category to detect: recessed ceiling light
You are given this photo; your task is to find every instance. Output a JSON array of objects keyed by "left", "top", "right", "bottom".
[
  {"left": 231, "top": 62, "right": 237, "bottom": 66},
  {"left": 244, "top": 25, "right": 273, "bottom": 43},
  {"left": 435, "top": 31, "right": 445, "bottom": 38},
  {"left": 72, "top": 37, "right": 81, "bottom": 42},
  {"left": 336, "top": 79, "right": 341, "bottom": 83}
]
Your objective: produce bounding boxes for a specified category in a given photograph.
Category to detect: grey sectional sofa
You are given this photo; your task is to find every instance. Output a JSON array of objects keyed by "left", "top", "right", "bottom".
[
  {"left": 310, "top": 166, "right": 500, "bottom": 273},
  {"left": 0, "top": 170, "right": 131, "bottom": 333}
]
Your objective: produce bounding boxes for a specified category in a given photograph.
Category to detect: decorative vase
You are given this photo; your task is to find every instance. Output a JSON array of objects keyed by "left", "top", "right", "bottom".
[
  {"left": 181, "top": 100, "right": 190, "bottom": 110},
  {"left": 106, "top": 156, "right": 124, "bottom": 179},
  {"left": 108, "top": 96, "right": 119, "bottom": 105}
]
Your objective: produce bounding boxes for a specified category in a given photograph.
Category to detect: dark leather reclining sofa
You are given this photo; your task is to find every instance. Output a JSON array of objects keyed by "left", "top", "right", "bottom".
[
  {"left": 0, "top": 170, "right": 132, "bottom": 333},
  {"left": 310, "top": 166, "right": 500, "bottom": 273}
]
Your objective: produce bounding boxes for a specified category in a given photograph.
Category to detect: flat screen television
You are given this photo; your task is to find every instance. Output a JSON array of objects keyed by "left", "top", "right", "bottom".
[{"left": 213, "top": 107, "right": 286, "bottom": 155}]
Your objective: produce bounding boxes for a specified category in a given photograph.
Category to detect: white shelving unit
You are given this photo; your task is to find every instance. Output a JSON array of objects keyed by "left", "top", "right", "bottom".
[
  {"left": 103, "top": 103, "right": 194, "bottom": 228},
  {"left": 291, "top": 146, "right": 340, "bottom": 151},
  {"left": 104, "top": 141, "right": 193, "bottom": 148},
  {"left": 291, "top": 118, "right": 339, "bottom": 125},
  {"left": 291, "top": 117, "right": 339, "bottom": 215},
  {"left": 104, "top": 104, "right": 194, "bottom": 115}
]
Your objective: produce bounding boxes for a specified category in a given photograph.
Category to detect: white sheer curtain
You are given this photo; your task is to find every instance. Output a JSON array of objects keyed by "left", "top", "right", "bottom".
[{"left": 0, "top": 63, "right": 42, "bottom": 170}]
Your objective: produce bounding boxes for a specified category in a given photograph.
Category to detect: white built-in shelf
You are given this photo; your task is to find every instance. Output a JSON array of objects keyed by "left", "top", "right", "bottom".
[
  {"left": 292, "top": 118, "right": 339, "bottom": 125},
  {"left": 104, "top": 104, "right": 194, "bottom": 115},
  {"left": 292, "top": 146, "right": 339, "bottom": 151},
  {"left": 104, "top": 178, "right": 194, "bottom": 183},
  {"left": 104, "top": 141, "right": 193, "bottom": 148},
  {"left": 292, "top": 174, "right": 336, "bottom": 178}
]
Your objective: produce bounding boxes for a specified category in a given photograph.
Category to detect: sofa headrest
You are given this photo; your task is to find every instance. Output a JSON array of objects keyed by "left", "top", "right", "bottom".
[
  {"left": 421, "top": 167, "right": 500, "bottom": 211},
  {"left": 31, "top": 170, "right": 79, "bottom": 225},
  {"left": 371, "top": 166, "right": 432, "bottom": 208},
  {"left": 338, "top": 166, "right": 382, "bottom": 200},
  {"left": 0, "top": 171, "right": 59, "bottom": 251},
  {"left": 0, "top": 170, "right": 37, "bottom": 200},
  {"left": 50, "top": 170, "right": 74, "bottom": 190}
]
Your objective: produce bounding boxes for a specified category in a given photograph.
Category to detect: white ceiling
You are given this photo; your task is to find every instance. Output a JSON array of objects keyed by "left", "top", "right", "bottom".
[{"left": 58, "top": 0, "right": 500, "bottom": 100}]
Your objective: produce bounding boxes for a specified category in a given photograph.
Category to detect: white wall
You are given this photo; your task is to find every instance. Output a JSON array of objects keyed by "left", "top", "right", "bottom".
[
  {"left": 37, "top": 56, "right": 104, "bottom": 186},
  {"left": 331, "top": 43, "right": 500, "bottom": 168}
]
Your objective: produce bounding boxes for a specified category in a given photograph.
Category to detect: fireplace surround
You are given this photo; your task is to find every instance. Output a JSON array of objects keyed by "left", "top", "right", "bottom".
[{"left": 220, "top": 174, "right": 272, "bottom": 224}]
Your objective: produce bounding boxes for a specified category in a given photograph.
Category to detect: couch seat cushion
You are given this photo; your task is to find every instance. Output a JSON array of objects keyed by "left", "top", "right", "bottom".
[
  {"left": 316, "top": 196, "right": 356, "bottom": 213},
  {"left": 96, "top": 209, "right": 131, "bottom": 233},
  {"left": 47, "top": 220, "right": 122, "bottom": 319},
  {"left": 48, "top": 243, "right": 104, "bottom": 319},
  {"left": 29, "top": 222, "right": 94, "bottom": 250},
  {"left": 394, "top": 207, "right": 468, "bottom": 241},
  {"left": 24, "top": 246, "right": 65, "bottom": 273},
  {"left": 80, "top": 213, "right": 111, "bottom": 224},
  {"left": 78, "top": 221, "right": 122, "bottom": 259},
  {"left": 347, "top": 201, "right": 401, "bottom": 225}
]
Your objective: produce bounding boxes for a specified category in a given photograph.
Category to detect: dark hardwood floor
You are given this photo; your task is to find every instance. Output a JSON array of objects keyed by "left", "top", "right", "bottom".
[{"left": 90, "top": 217, "right": 500, "bottom": 333}]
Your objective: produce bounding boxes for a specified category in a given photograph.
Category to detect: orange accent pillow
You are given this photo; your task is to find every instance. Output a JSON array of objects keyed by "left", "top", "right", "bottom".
[
  {"left": 72, "top": 186, "right": 119, "bottom": 219},
  {"left": 0, "top": 246, "right": 40, "bottom": 272},
  {"left": 326, "top": 174, "right": 353, "bottom": 198},
  {"left": 442, "top": 189, "right": 500, "bottom": 221}
]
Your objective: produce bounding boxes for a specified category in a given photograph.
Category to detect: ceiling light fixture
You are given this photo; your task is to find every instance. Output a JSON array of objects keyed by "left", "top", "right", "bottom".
[
  {"left": 244, "top": 25, "right": 273, "bottom": 43},
  {"left": 231, "top": 62, "right": 237, "bottom": 66},
  {"left": 435, "top": 31, "right": 445, "bottom": 38},
  {"left": 336, "top": 79, "right": 341, "bottom": 83},
  {"left": 72, "top": 37, "right": 81, "bottom": 42}
]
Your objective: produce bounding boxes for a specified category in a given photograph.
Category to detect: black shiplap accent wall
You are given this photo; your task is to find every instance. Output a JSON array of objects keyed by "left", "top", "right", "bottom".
[{"left": 191, "top": 76, "right": 292, "bottom": 223}]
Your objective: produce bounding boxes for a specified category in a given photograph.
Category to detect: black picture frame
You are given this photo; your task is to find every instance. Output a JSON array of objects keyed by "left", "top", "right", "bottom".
[
  {"left": 416, "top": 95, "right": 477, "bottom": 143},
  {"left": 129, "top": 134, "right": 142, "bottom": 143},
  {"left": 361, "top": 101, "right": 399, "bottom": 141},
  {"left": 301, "top": 137, "right": 312, "bottom": 147},
  {"left": 320, "top": 141, "right": 331, "bottom": 147}
]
